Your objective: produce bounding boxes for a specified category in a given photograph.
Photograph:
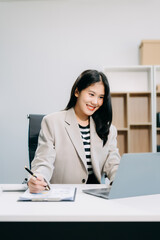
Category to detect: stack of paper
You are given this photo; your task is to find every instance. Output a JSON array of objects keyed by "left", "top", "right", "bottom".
[{"left": 1, "top": 184, "right": 28, "bottom": 192}]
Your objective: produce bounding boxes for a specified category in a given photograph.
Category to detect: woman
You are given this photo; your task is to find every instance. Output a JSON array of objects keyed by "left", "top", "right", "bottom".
[{"left": 28, "top": 69, "right": 120, "bottom": 193}]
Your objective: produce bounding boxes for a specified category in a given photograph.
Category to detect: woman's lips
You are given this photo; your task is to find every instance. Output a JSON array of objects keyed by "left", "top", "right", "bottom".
[{"left": 86, "top": 104, "right": 96, "bottom": 111}]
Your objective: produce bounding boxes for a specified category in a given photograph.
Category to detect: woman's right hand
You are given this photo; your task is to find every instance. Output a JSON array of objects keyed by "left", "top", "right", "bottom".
[{"left": 28, "top": 175, "right": 48, "bottom": 193}]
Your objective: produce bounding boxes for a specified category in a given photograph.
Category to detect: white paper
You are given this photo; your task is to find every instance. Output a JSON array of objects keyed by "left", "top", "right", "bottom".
[
  {"left": 0, "top": 184, "right": 28, "bottom": 192},
  {"left": 18, "top": 186, "right": 76, "bottom": 201}
]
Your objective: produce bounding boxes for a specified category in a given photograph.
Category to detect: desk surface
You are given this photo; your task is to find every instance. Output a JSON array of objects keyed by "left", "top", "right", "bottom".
[{"left": 1, "top": 184, "right": 160, "bottom": 222}]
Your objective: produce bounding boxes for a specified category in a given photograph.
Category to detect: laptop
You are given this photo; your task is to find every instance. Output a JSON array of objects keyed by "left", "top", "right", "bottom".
[{"left": 83, "top": 152, "right": 160, "bottom": 199}]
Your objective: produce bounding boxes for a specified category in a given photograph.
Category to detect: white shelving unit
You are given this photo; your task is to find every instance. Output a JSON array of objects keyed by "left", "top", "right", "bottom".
[
  {"left": 153, "top": 66, "right": 160, "bottom": 152},
  {"left": 103, "top": 66, "right": 156, "bottom": 155}
]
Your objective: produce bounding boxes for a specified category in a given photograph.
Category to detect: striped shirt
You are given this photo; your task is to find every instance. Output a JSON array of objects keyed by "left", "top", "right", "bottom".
[{"left": 79, "top": 124, "right": 93, "bottom": 175}]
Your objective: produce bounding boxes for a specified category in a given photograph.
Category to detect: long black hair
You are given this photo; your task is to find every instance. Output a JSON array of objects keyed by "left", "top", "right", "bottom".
[{"left": 65, "top": 69, "right": 112, "bottom": 146}]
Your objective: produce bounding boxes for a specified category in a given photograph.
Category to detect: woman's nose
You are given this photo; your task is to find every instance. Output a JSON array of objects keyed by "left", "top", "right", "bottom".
[{"left": 91, "top": 97, "right": 98, "bottom": 105}]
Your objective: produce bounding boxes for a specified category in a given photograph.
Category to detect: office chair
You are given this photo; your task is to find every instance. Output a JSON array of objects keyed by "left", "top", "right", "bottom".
[
  {"left": 27, "top": 114, "right": 45, "bottom": 168},
  {"left": 22, "top": 114, "right": 45, "bottom": 184}
]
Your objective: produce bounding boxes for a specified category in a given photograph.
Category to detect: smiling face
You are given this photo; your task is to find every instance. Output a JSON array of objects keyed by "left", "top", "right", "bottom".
[{"left": 74, "top": 81, "right": 105, "bottom": 123}]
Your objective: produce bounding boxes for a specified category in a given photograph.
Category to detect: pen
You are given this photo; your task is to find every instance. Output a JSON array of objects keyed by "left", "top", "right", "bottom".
[{"left": 24, "top": 166, "right": 50, "bottom": 191}]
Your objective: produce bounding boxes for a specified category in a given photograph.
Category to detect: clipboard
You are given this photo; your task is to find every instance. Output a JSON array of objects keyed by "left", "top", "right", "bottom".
[{"left": 18, "top": 186, "right": 77, "bottom": 202}]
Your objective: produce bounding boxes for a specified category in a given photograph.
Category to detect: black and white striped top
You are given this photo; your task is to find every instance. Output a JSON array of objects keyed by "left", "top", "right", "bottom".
[{"left": 79, "top": 124, "right": 93, "bottom": 175}]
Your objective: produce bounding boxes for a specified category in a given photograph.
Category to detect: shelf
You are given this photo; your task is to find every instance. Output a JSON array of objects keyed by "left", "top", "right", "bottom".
[
  {"left": 117, "top": 128, "right": 128, "bottom": 131},
  {"left": 130, "top": 125, "right": 152, "bottom": 153},
  {"left": 129, "top": 123, "right": 152, "bottom": 126},
  {"left": 157, "top": 93, "right": 160, "bottom": 112},
  {"left": 129, "top": 92, "right": 151, "bottom": 95},
  {"left": 155, "top": 66, "right": 160, "bottom": 152},
  {"left": 111, "top": 93, "right": 128, "bottom": 129},
  {"left": 111, "top": 91, "right": 152, "bottom": 153},
  {"left": 104, "top": 66, "right": 154, "bottom": 154},
  {"left": 129, "top": 93, "right": 151, "bottom": 123},
  {"left": 104, "top": 66, "right": 152, "bottom": 92},
  {"left": 116, "top": 131, "right": 128, "bottom": 156}
]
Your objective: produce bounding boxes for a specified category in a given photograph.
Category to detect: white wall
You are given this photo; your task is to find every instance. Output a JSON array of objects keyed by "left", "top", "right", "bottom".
[{"left": 1, "top": 0, "right": 160, "bottom": 183}]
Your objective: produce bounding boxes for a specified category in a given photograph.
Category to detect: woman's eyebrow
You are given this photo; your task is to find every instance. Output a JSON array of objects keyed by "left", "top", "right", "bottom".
[{"left": 88, "top": 90, "right": 95, "bottom": 93}]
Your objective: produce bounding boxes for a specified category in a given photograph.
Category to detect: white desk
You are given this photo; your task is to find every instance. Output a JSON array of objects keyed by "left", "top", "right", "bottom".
[{"left": 1, "top": 184, "right": 160, "bottom": 222}]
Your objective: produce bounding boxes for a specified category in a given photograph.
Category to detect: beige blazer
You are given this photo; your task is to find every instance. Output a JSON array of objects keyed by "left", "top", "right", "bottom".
[{"left": 31, "top": 108, "right": 120, "bottom": 184}]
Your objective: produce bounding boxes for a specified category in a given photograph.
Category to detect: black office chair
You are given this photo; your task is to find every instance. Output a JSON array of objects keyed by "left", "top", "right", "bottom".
[
  {"left": 22, "top": 114, "right": 45, "bottom": 184},
  {"left": 27, "top": 114, "right": 45, "bottom": 168}
]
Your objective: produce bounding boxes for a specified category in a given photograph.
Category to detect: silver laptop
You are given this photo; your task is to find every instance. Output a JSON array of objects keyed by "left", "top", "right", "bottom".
[{"left": 83, "top": 152, "right": 160, "bottom": 199}]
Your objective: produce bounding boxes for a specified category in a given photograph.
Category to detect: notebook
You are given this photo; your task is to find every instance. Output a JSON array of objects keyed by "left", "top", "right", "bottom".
[{"left": 83, "top": 152, "right": 160, "bottom": 199}]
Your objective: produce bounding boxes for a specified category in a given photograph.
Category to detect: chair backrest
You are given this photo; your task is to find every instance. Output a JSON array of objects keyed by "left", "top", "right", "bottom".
[{"left": 28, "top": 114, "right": 45, "bottom": 167}]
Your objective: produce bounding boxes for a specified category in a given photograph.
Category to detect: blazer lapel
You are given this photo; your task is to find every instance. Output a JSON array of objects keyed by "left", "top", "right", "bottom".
[{"left": 64, "top": 108, "right": 88, "bottom": 171}]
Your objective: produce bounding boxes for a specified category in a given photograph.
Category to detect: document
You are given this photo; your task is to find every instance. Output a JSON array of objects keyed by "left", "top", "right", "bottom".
[
  {"left": 0, "top": 184, "right": 28, "bottom": 192},
  {"left": 18, "top": 186, "right": 77, "bottom": 202}
]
